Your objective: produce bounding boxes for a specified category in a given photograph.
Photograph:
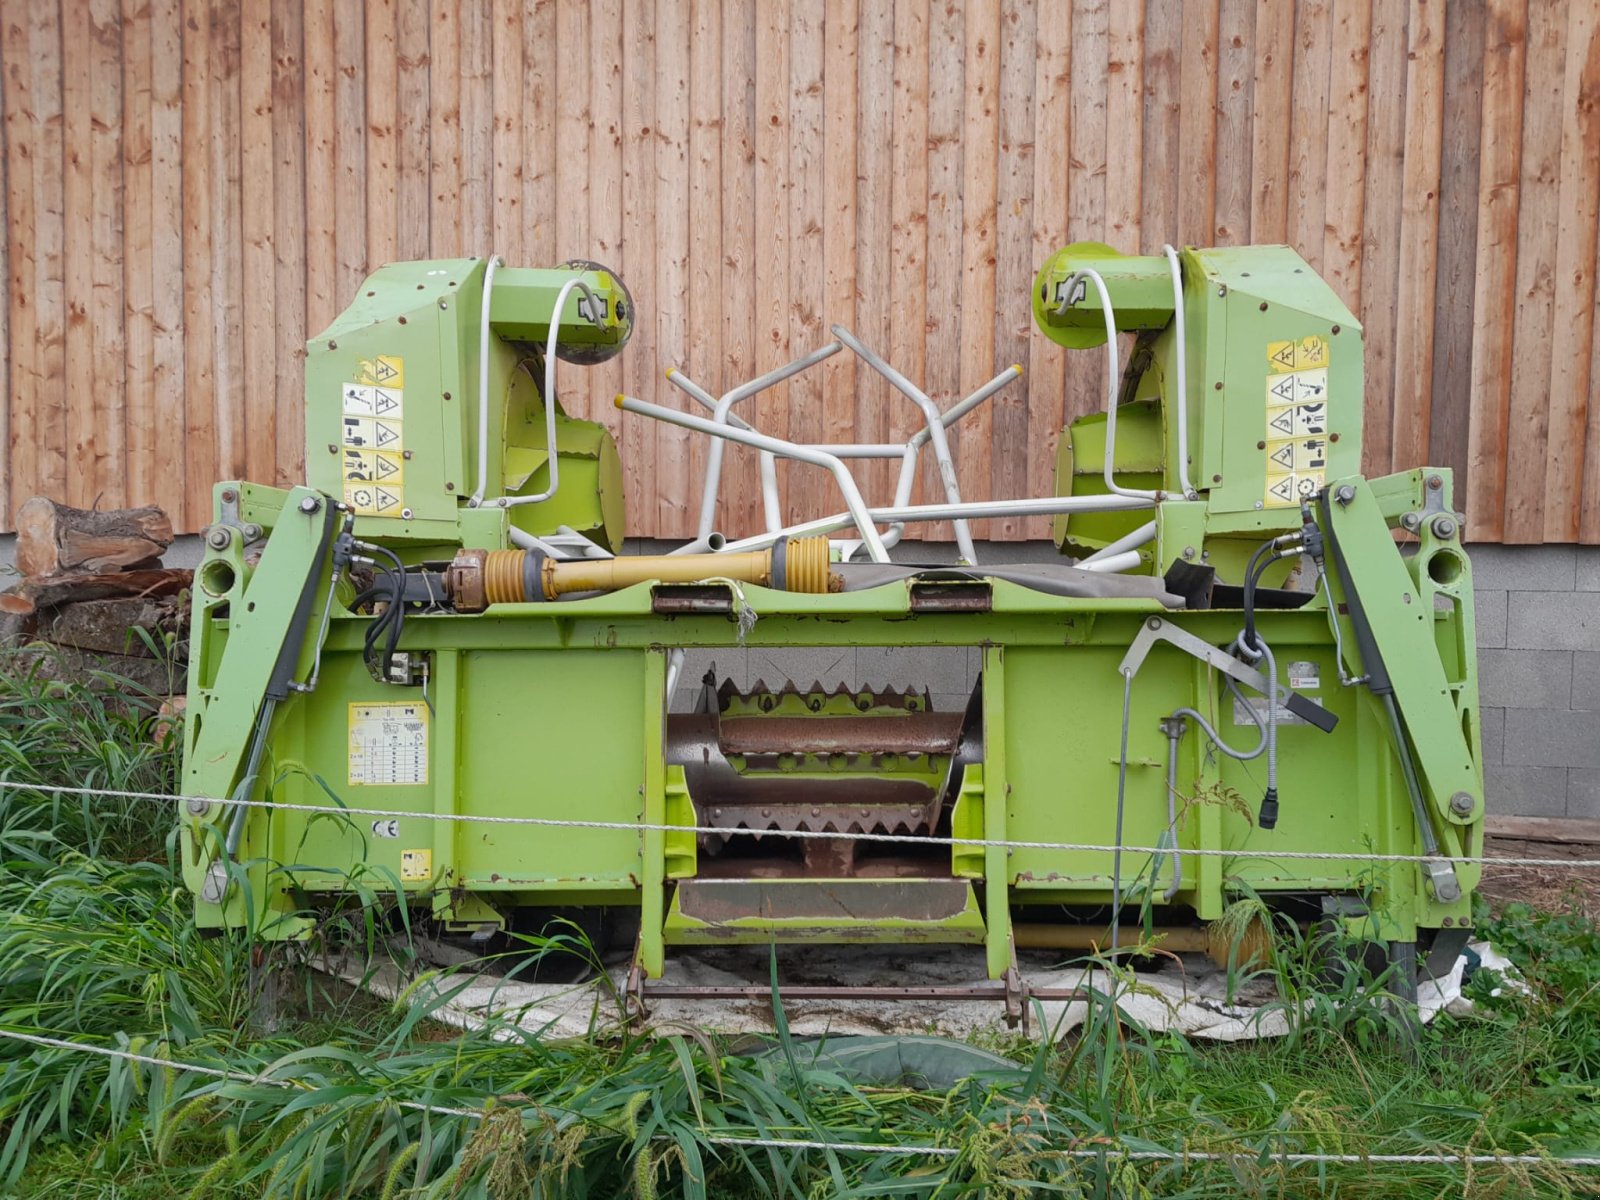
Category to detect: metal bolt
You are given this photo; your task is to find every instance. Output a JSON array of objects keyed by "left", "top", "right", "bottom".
[
  {"left": 221, "top": 488, "right": 237, "bottom": 503},
  {"left": 1443, "top": 916, "right": 1454, "bottom": 927},
  {"left": 1147, "top": 617, "right": 1163, "bottom": 630},
  {"left": 1449, "top": 791, "right": 1474, "bottom": 816},
  {"left": 1427, "top": 475, "right": 1443, "bottom": 490},
  {"left": 206, "top": 526, "right": 232, "bottom": 550},
  {"left": 1431, "top": 515, "right": 1457, "bottom": 539},
  {"left": 327, "top": 339, "right": 337, "bottom": 350},
  {"left": 811, "top": 807, "right": 821, "bottom": 818},
  {"left": 328, "top": 443, "right": 339, "bottom": 454},
  {"left": 1182, "top": 546, "right": 1196, "bottom": 560},
  {"left": 400, "top": 507, "right": 414, "bottom": 520},
  {"left": 438, "top": 299, "right": 449, "bottom": 309},
  {"left": 299, "top": 496, "right": 322, "bottom": 514},
  {"left": 1334, "top": 485, "right": 1356, "bottom": 506},
  {"left": 241, "top": 523, "right": 262, "bottom": 541},
  {"left": 1254, "top": 500, "right": 1264, "bottom": 510},
  {"left": 1401, "top": 512, "right": 1421, "bottom": 531},
  {"left": 403, "top": 450, "right": 414, "bottom": 460},
  {"left": 185, "top": 797, "right": 210, "bottom": 816}
]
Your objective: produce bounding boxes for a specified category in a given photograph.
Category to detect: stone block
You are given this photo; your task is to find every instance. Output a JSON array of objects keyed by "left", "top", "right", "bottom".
[
  {"left": 1475, "top": 590, "right": 1507, "bottom": 649},
  {"left": 1476, "top": 649, "right": 1572, "bottom": 710},
  {"left": 857, "top": 646, "right": 976, "bottom": 694},
  {"left": 1485, "top": 765, "right": 1569, "bottom": 818},
  {"left": 1572, "top": 652, "right": 1600, "bottom": 711},
  {"left": 1567, "top": 769, "right": 1600, "bottom": 818},
  {"left": 1466, "top": 543, "right": 1575, "bottom": 592},
  {"left": 1575, "top": 548, "right": 1600, "bottom": 591},
  {"left": 746, "top": 647, "right": 858, "bottom": 692},
  {"left": 1478, "top": 706, "right": 1503, "bottom": 766},
  {"left": 1502, "top": 709, "right": 1600, "bottom": 768},
  {"left": 1506, "top": 591, "right": 1600, "bottom": 651}
]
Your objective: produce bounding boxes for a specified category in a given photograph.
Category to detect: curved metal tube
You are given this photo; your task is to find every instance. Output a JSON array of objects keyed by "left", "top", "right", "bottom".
[{"left": 1162, "top": 244, "right": 1198, "bottom": 500}]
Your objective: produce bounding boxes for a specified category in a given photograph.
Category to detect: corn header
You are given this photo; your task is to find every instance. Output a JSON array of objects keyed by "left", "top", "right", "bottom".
[{"left": 179, "top": 243, "right": 1484, "bottom": 1013}]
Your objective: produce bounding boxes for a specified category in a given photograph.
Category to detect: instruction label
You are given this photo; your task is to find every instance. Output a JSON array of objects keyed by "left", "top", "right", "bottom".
[
  {"left": 1232, "top": 695, "right": 1309, "bottom": 728},
  {"left": 348, "top": 702, "right": 429, "bottom": 787},
  {"left": 1263, "top": 348, "right": 1332, "bottom": 507},
  {"left": 400, "top": 849, "right": 433, "bottom": 882},
  {"left": 1266, "top": 336, "right": 1328, "bottom": 374},
  {"left": 342, "top": 359, "right": 406, "bottom": 518}
]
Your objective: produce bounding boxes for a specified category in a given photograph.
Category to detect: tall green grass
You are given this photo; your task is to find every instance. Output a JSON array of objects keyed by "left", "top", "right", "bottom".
[{"left": 1, "top": 646, "right": 1599, "bottom": 1197}]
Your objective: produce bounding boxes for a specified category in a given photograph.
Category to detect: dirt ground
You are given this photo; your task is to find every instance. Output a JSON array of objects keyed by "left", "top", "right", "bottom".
[{"left": 1479, "top": 835, "right": 1600, "bottom": 920}]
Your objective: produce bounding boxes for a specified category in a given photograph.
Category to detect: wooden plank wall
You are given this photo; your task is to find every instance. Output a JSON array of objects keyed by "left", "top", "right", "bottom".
[{"left": 2, "top": 0, "right": 1599, "bottom": 542}]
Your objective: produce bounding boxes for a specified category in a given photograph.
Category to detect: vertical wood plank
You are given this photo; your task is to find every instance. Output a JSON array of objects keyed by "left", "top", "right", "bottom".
[
  {"left": 1389, "top": 0, "right": 1445, "bottom": 472},
  {"left": 0, "top": 11, "right": 9, "bottom": 523},
  {"left": 365, "top": 0, "right": 397, "bottom": 267},
  {"left": 34, "top": 0, "right": 67, "bottom": 505},
  {"left": 63, "top": 6, "right": 93, "bottom": 508},
  {"left": 787, "top": 0, "right": 825, "bottom": 525},
  {"left": 208, "top": 1, "right": 243, "bottom": 482},
  {"left": 823, "top": 0, "right": 858, "bottom": 504},
  {"left": 490, "top": 0, "right": 522, "bottom": 264},
  {"left": 585, "top": 0, "right": 624, "bottom": 430},
  {"left": 855, "top": 0, "right": 892, "bottom": 509},
  {"left": 1249, "top": 0, "right": 1292, "bottom": 242},
  {"left": 304, "top": 0, "right": 337, "bottom": 334},
  {"left": 1466, "top": 0, "right": 1526, "bottom": 541},
  {"left": 1064, "top": 0, "right": 1106, "bottom": 428},
  {"left": 957, "top": 0, "right": 1000, "bottom": 543},
  {"left": 1543, "top": 0, "right": 1600, "bottom": 541},
  {"left": 1426, "top": 0, "right": 1483, "bottom": 493},
  {"left": 655, "top": 0, "right": 690, "bottom": 534},
  {"left": 888, "top": 0, "right": 929, "bottom": 512},
  {"left": 619, "top": 0, "right": 656, "bottom": 535},
  {"left": 427, "top": 0, "right": 459, "bottom": 257},
  {"left": 122, "top": 0, "right": 152, "bottom": 512},
  {"left": 1321, "top": 0, "right": 1370, "bottom": 309},
  {"left": 89, "top": 0, "right": 126, "bottom": 508},
  {"left": 554, "top": 0, "right": 589, "bottom": 260},
  {"left": 149, "top": 0, "right": 184, "bottom": 519},
  {"left": 1, "top": 0, "right": 31, "bottom": 517},
  {"left": 1026, "top": 0, "right": 1068, "bottom": 534},
  {"left": 684, "top": 0, "right": 718, "bottom": 506},
  {"left": 1212, "top": 0, "right": 1255, "bottom": 244},
  {"left": 179, "top": 0, "right": 215, "bottom": 521},
  {"left": 991, "top": 0, "right": 1036, "bottom": 539},
  {"left": 241, "top": 0, "right": 276, "bottom": 486},
  {"left": 1177, "top": 0, "right": 1219, "bottom": 246},
  {"left": 394, "top": 0, "right": 428, "bottom": 259},
  {"left": 1139, "top": 0, "right": 1178, "bottom": 252},
  {"left": 720, "top": 0, "right": 758, "bottom": 536},
  {"left": 333, "top": 0, "right": 365, "bottom": 298},
  {"left": 1501, "top": 0, "right": 1563, "bottom": 541},
  {"left": 1287, "top": 0, "right": 1331, "bottom": 268},
  {"left": 1357, "top": 0, "right": 1407, "bottom": 475},
  {"left": 457, "top": 0, "right": 490, "bottom": 255},
  {"left": 1103, "top": 0, "right": 1140, "bottom": 253},
  {"left": 521, "top": 0, "right": 555, "bottom": 264},
  {"left": 921, "top": 0, "right": 963, "bottom": 530},
  {"left": 752, "top": 0, "right": 790, "bottom": 517},
  {"left": 272, "top": 0, "right": 306, "bottom": 487}
]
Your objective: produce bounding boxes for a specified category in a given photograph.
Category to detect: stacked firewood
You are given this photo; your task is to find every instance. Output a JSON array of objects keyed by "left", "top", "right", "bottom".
[{"left": 1, "top": 498, "right": 191, "bottom": 693}]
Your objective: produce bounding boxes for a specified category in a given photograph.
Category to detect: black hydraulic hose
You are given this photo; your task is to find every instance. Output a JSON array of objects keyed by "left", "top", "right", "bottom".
[{"left": 1241, "top": 539, "right": 1284, "bottom": 650}]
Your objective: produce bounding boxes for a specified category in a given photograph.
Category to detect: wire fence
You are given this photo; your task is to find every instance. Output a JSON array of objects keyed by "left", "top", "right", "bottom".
[
  {"left": 1, "top": 1027, "right": 1597, "bottom": 1171},
  {"left": 7, "top": 779, "right": 1597, "bottom": 871}
]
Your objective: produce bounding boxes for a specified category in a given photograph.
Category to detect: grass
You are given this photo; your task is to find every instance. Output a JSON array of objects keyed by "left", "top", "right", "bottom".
[{"left": 0, "top": 647, "right": 1598, "bottom": 1197}]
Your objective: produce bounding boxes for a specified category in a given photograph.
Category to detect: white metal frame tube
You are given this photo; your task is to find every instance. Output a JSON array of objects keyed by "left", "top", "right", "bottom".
[
  {"left": 1161, "top": 244, "right": 1197, "bottom": 500},
  {"left": 467, "top": 255, "right": 502, "bottom": 507},
  {"left": 1078, "top": 519, "right": 1157, "bottom": 566}
]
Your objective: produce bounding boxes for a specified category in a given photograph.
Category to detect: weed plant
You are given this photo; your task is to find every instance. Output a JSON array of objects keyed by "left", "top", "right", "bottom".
[{"left": 1, "top": 649, "right": 1598, "bottom": 1196}]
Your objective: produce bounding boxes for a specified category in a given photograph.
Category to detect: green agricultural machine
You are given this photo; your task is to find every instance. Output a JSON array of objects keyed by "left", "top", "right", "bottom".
[{"left": 179, "top": 243, "right": 1483, "bottom": 1013}]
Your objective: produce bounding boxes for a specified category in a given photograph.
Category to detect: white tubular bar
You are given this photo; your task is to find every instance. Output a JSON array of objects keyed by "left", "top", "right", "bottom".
[
  {"left": 667, "top": 369, "right": 784, "bottom": 532},
  {"left": 1057, "top": 269, "right": 1159, "bottom": 502},
  {"left": 556, "top": 524, "right": 614, "bottom": 558},
  {"left": 686, "top": 341, "right": 843, "bottom": 540},
  {"left": 616, "top": 392, "right": 892, "bottom": 562},
  {"left": 1161, "top": 244, "right": 1197, "bottom": 499},
  {"left": 507, "top": 524, "right": 574, "bottom": 558},
  {"left": 667, "top": 531, "right": 727, "bottom": 556},
  {"left": 1078, "top": 550, "right": 1143, "bottom": 574},
  {"left": 1078, "top": 519, "right": 1158, "bottom": 566},
  {"left": 718, "top": 492, "right": 1156, "bottom": 553},
  {"left": 468, "top": 255, "right": 502, "bottom": 507},
  {"left": 832, "top": 324, "right": 978, "bottom": 565},
  {"left": 491, "top": 276, "right": 604, "bottom": 509}
]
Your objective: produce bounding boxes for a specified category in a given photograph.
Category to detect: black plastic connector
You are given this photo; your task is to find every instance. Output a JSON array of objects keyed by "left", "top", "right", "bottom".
[{"left": 1258, "top": 787, "right": 1279, "bottom": 830}]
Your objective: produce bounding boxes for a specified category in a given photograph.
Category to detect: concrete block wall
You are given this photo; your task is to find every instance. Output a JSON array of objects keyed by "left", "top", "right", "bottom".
[{"left": 1473, "top": 544, "right": 1600, "bottom": 819}]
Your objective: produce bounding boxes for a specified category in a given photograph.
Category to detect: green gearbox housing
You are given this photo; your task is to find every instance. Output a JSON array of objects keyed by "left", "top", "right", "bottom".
[{"left": 179, "top": 244, "right": 1484, "bottom": 1002}]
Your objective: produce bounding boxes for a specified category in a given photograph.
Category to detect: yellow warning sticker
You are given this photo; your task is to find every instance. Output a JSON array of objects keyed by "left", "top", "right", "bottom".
[
  {"left": 343, "top": 483, "right": 406, "bottom": 517},
  {"left": 356, "top": 355, "right": 404, "bottom": 388},
  {"left": 342, "top": 448, "right": 405, "bottom": 484},
  {"left": 1264, "top": 368, "right": 1327, "bottom": 408},
  {"left": 342, "top": 383, "right": 404, "bottom": 420},
  {"left": 341, "top": 416, "right": 403, "bottom": 451},
  {"left": 1266, "top": 336, "right": 1329, "bottom": 374},
  {"left": 1264, "top": 470, "right": 1326, "bottom": 507},
  {"left": 348, "top": 701, "right": 429, "bottom": 786},
  {"left": 400, "top": 849, "right": 433, "bottom": 882},
  {"left": 1266, "top": 437, "right": 1329, "bottom": 474}
]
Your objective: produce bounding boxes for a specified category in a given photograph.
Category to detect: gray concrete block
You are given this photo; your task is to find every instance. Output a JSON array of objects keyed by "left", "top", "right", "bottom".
[
  {"left": 931, "top": 692, "right": 976, "bottom": 714},
  {"left": 1575, "top": 548, "right": 1600, "bottom": 591},
  {"left": 1572, "top": 652, "right": 1600, "bottom": 711},
  {"left": 1567, "top": 769, "right": 1600, "bottom": 818},
  {"left": 857, "top": 646, "right": 975, "bottom": 694},
  {"left": 1502, "top": 709, "right": 1600, "bottom": 768},
  {"left": 1485, "top": 765, "right": 1569, "bottom": 818},
  {"left": 1475, "top": 590, "right": 1507, "bottom": 649},
  {"left": 746, "top": 647, "right": 858, "bottom": 692},
  {"left": 675, "top": 648, "right": 746, "bottom": 693},
  {"left": 1478, "top": 706, "right": 1504, "bottom": 766},
  {"left": 1506, "top": 591, "right": 1600, "bottom": 651},
  {"left": 1476, "top": 649, "right": 1572, "bottom": 709},
  {"left": 1467, "top": 543, "right": 1576, "bottom": 591}
]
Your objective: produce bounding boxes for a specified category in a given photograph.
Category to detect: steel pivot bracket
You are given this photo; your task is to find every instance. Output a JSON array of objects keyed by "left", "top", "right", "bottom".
[{"left": 1117, "top": 617, "right": 1338, "bottom": 733}]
